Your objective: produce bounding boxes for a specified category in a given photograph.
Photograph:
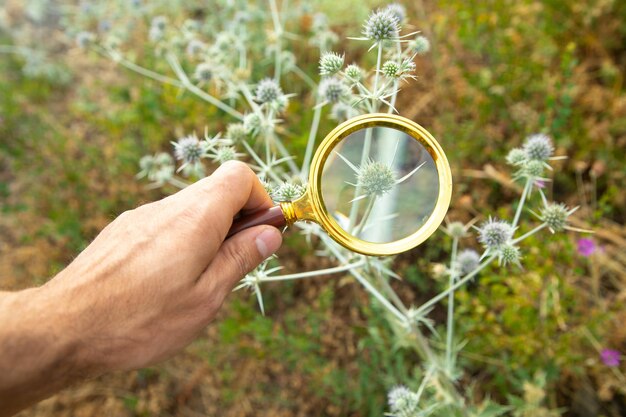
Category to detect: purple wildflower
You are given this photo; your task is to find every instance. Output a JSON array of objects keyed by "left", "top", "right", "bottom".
[
  {"left": 535, "top": 179, "right": 546, "bottom": 188},
  {"left": 600, "top": 349, "right": 620, "bottom": 367},
  {"left": 577, "top": 238, "right": 596, "bottom": 257}
]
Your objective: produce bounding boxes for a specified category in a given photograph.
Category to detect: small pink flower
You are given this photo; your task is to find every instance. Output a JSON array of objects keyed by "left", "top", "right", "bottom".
[
  {"left": 600, "top": 349, "right": 621, "bottom": 367},
  {"left": 577, "top": 238, "right": 596, "bottom": 257},
  {"left": 535, "top": 179, "right": 546, "bottom": 188}
]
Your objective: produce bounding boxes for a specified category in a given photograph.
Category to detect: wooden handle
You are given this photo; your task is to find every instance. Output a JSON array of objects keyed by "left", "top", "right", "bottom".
[{"left": 226, "top": 205, "right": 287, "bottom": 238}]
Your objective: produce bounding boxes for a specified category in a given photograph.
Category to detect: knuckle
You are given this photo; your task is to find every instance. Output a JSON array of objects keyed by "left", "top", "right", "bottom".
[
  {"left": 116, "top": 209, "right": 134, "bottom": 222},
  {"left": 217, "top": 161, "right": 254, "bottom": 187}
]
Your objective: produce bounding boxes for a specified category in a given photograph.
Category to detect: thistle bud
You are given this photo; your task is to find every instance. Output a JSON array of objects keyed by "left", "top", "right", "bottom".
[{"left": 319, "top": 51, "right": 344, "bottom": 76}]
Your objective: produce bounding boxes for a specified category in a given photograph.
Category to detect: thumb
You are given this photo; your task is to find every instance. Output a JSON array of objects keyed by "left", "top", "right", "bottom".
[{"left": 197, "top": 226, "right": 283, "bottom": 292}]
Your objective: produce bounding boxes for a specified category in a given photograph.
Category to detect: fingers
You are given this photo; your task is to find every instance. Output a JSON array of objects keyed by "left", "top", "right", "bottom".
[
  {"left": 195, "top": 225, "right": 282, "bottom": 296},
  {"left": 171, "top": 161, "right": 274, "bottom": 242}
]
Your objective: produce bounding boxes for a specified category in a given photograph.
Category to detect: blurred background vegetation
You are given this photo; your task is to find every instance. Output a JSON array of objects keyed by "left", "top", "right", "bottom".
[{"left": 1, "top": 0, "right": 625, "bottom": 416}]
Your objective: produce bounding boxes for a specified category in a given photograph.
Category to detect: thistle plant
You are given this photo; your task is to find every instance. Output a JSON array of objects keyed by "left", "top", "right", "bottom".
[
  {"left": 64, "top": 2, "right": 591, "bottom": 415},
  {"left": 0, "top": 0, "right": 70, "bottom": 83}
]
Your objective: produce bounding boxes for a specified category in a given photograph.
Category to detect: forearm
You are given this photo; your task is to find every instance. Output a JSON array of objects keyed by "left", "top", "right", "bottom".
[{"left": 0, "top": 286, "right": 88, "bottom": 416}]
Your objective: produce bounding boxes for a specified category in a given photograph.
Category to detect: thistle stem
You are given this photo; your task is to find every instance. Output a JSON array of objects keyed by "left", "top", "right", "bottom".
[
  {"left": 301, "top": 103, "right": 322, "bottom": 180},
  {"left": 513, "top": 178, "right": 531, "bottom": 228},
  {"left": 352, "top": 195, "right": 377, "bottom": 237},
  {"left": 348, "top": 127, "right": 374, "bottom": 231},
  {"left": 445, "top": 237, "right": 459, "bottom": 371},
  {"left": 167, "top": 177, "right": 190, "bottom": 189},
  {"left": 268, "top": 0, "right": 282, "bottom": 81},
  {"left": 166, "top": 53, "right": 243, "bottom": 120},
  {"left": 273, "top": 135, "right": 300, "bottom": 175},
  {"left": 372, "top": 43, "right": 383, "bottom": 112},
  {"left": 318, "top": 234, "right": 405, "bottom": 322},
  {"left": 415, "top": 254, "right": 498, "bottom": 317},
  {"left": 100, "top": 48, "right": 183, "bottom": 88},
  {"left": 511, "top": 223, "right": 547, "bottom": 244},
  {"left": 240, "top": 83, "right": 299, "bottom": 174},
  {"left": 387, "top": 41, "right": 403, "bottom": 113},
  {"left": 241, "top": 141, "right": 284, "bottom": 184},
  {"left": 258, "top": 260, "right": 366, "bottom": 282},
  {"left": 0, "top": 45, "right": 34, "bottom": 55},
  {"left": 374, "top": 269, "right": 409, "bottom": 315},
  {"left": 388, "top": 79, "right": 399, "bottom": 114},
  {"left": 291, "top": 65, "right": 317, "bottom": 90}
]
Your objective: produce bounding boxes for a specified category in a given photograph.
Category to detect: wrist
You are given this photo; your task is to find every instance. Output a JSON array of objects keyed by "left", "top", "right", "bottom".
[
  {"left": 33, "top": 280, "right": 104, "bottom": 379},
  {"left": 0, "top": 286, "right": 89, "bottom": 414}
]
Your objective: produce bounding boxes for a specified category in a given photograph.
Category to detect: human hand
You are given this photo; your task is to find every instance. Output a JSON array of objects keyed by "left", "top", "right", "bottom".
[{"left": 40, "top": 160, "right": 282, "bottom": 375}]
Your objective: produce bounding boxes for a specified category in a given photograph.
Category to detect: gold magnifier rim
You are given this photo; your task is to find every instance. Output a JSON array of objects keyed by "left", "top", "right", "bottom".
[{"left": 288, "top": 113, "right": 452, "bottom": 256}]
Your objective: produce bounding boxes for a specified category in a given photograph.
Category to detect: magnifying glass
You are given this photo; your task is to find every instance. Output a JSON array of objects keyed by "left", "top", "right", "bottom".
[{"left": 227, "top": 113, "right": 452, "bottom": 256}]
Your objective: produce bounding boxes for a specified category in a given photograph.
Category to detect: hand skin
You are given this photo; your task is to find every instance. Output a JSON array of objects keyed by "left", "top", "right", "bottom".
[{"left": 0, "top": 161, "right": 282, "bottom": 416}]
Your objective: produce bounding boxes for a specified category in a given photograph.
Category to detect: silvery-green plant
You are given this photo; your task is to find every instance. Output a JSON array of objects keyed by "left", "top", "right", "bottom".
[
  {"left": 0, "top": 0, "right": 70, "bottom": 83},
  {"left": 65, "top": 1, "right": 590, "bottom": 414}
]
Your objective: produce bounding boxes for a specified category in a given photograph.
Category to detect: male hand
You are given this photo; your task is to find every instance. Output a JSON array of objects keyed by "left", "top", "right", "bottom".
[{"left": 0, "top": 161, "right": 282, "bottom": 415}]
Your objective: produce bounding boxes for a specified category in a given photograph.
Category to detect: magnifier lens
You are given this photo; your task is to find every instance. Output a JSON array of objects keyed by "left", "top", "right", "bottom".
[{"left": 321, "top": 126, "right": 440, "bottom": 244}]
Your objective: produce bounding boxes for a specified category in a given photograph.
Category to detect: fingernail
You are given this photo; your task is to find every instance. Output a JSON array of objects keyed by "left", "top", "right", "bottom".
[{"left": 255, "top": 228, "right": 282, "bottom": 258}]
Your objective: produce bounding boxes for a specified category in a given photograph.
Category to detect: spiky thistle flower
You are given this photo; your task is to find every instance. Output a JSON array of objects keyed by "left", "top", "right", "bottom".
[
  {"left": 385, "top": 4, "right": 407, "bottom": 24},
  {"left": 455, "top": 249, "right": 480, "bottom": 275},
  {"left": 149, "top": 16, "right": 167, "bottom": 42},
  {"left": 382, "top": 60, "right": 401, "bottom": 78},
  {"left": 243, "top": 113, "right": 263, "bottom": 137},
  {"left": 330, "top": 102, "right": 359, "bottom": 122},
  {"left": 76, "top": 31, "right": 95, "bottom": 49},
  {"left": 212, "top": 146, "right": 240, "bottom": 164},
  {"left": 335, "top": 153, "right": 426, "bottom": 199},
  {"left": 186, "top": 39, "right": 206, "bottom": 57},
  {"left": 358, "top": 160, "right": 396, "bottom": 197},
  {"left": 318, "top": 77, "right": 350, "bottom": 104},
  {"left": 497, "top": 244, "right": 521, "bottom": 267},
  {"left": 443, "top": 221, "right": 468, "bottom": 239},
  {"left": 271, "top": 94, "right": 290, "bottom": 113},
  {"left": 152, "top": 163, "right": 175, "bottom": 185},
  {"left": 254, "top": 78, "right": 284, "bottom": 105},
  {"left": 193, "top": 62, "right": 213, "bottom": 83},
  {"left": 409, "top": 35, "right": 430, "bottom": 55},
  {"left": 137, "top": 153, "right": 174, "bottom": 185},
  {"left": 363, "top": 9, "right": 399, "bottom": 42},
  {"left": 523, "top": 133, "right": 554, "bottom": 161},
  {"left": 537, "top": 202, "right": 577, "bottom": 233},
  {"left": 273, "top": 182, "right": 306, "bottom": 202},
  {"left": 344, "top": 64, "right": 363, "bottom": 84},
  {"left": 506, "top": 148, "right": 526, "bottom": 166},
  {"left": 172, "top": 134, "right": 208, "bottom": 170},
  {"left": 387, "top": 386, "right": 420, "bottom": 417},
  {"left": 152, "top": 16, "right": 167, "bottom": 31},
  {"left": 477, "top": 218, "right": 514, "bottom": 250},
  {"left": 521, "top": 159, "right": 545, "bottom": 179},
  {"left": 319, "top": 51, "right": 344, "bottom": 76},
  {"left": 225, "top": 123, "right": 248, "bottom": 144}
]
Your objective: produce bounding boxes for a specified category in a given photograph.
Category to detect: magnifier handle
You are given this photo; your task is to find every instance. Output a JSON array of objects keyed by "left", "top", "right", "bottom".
[{"left": 226, "top": 205, "right": 287, "bottom": 238}]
